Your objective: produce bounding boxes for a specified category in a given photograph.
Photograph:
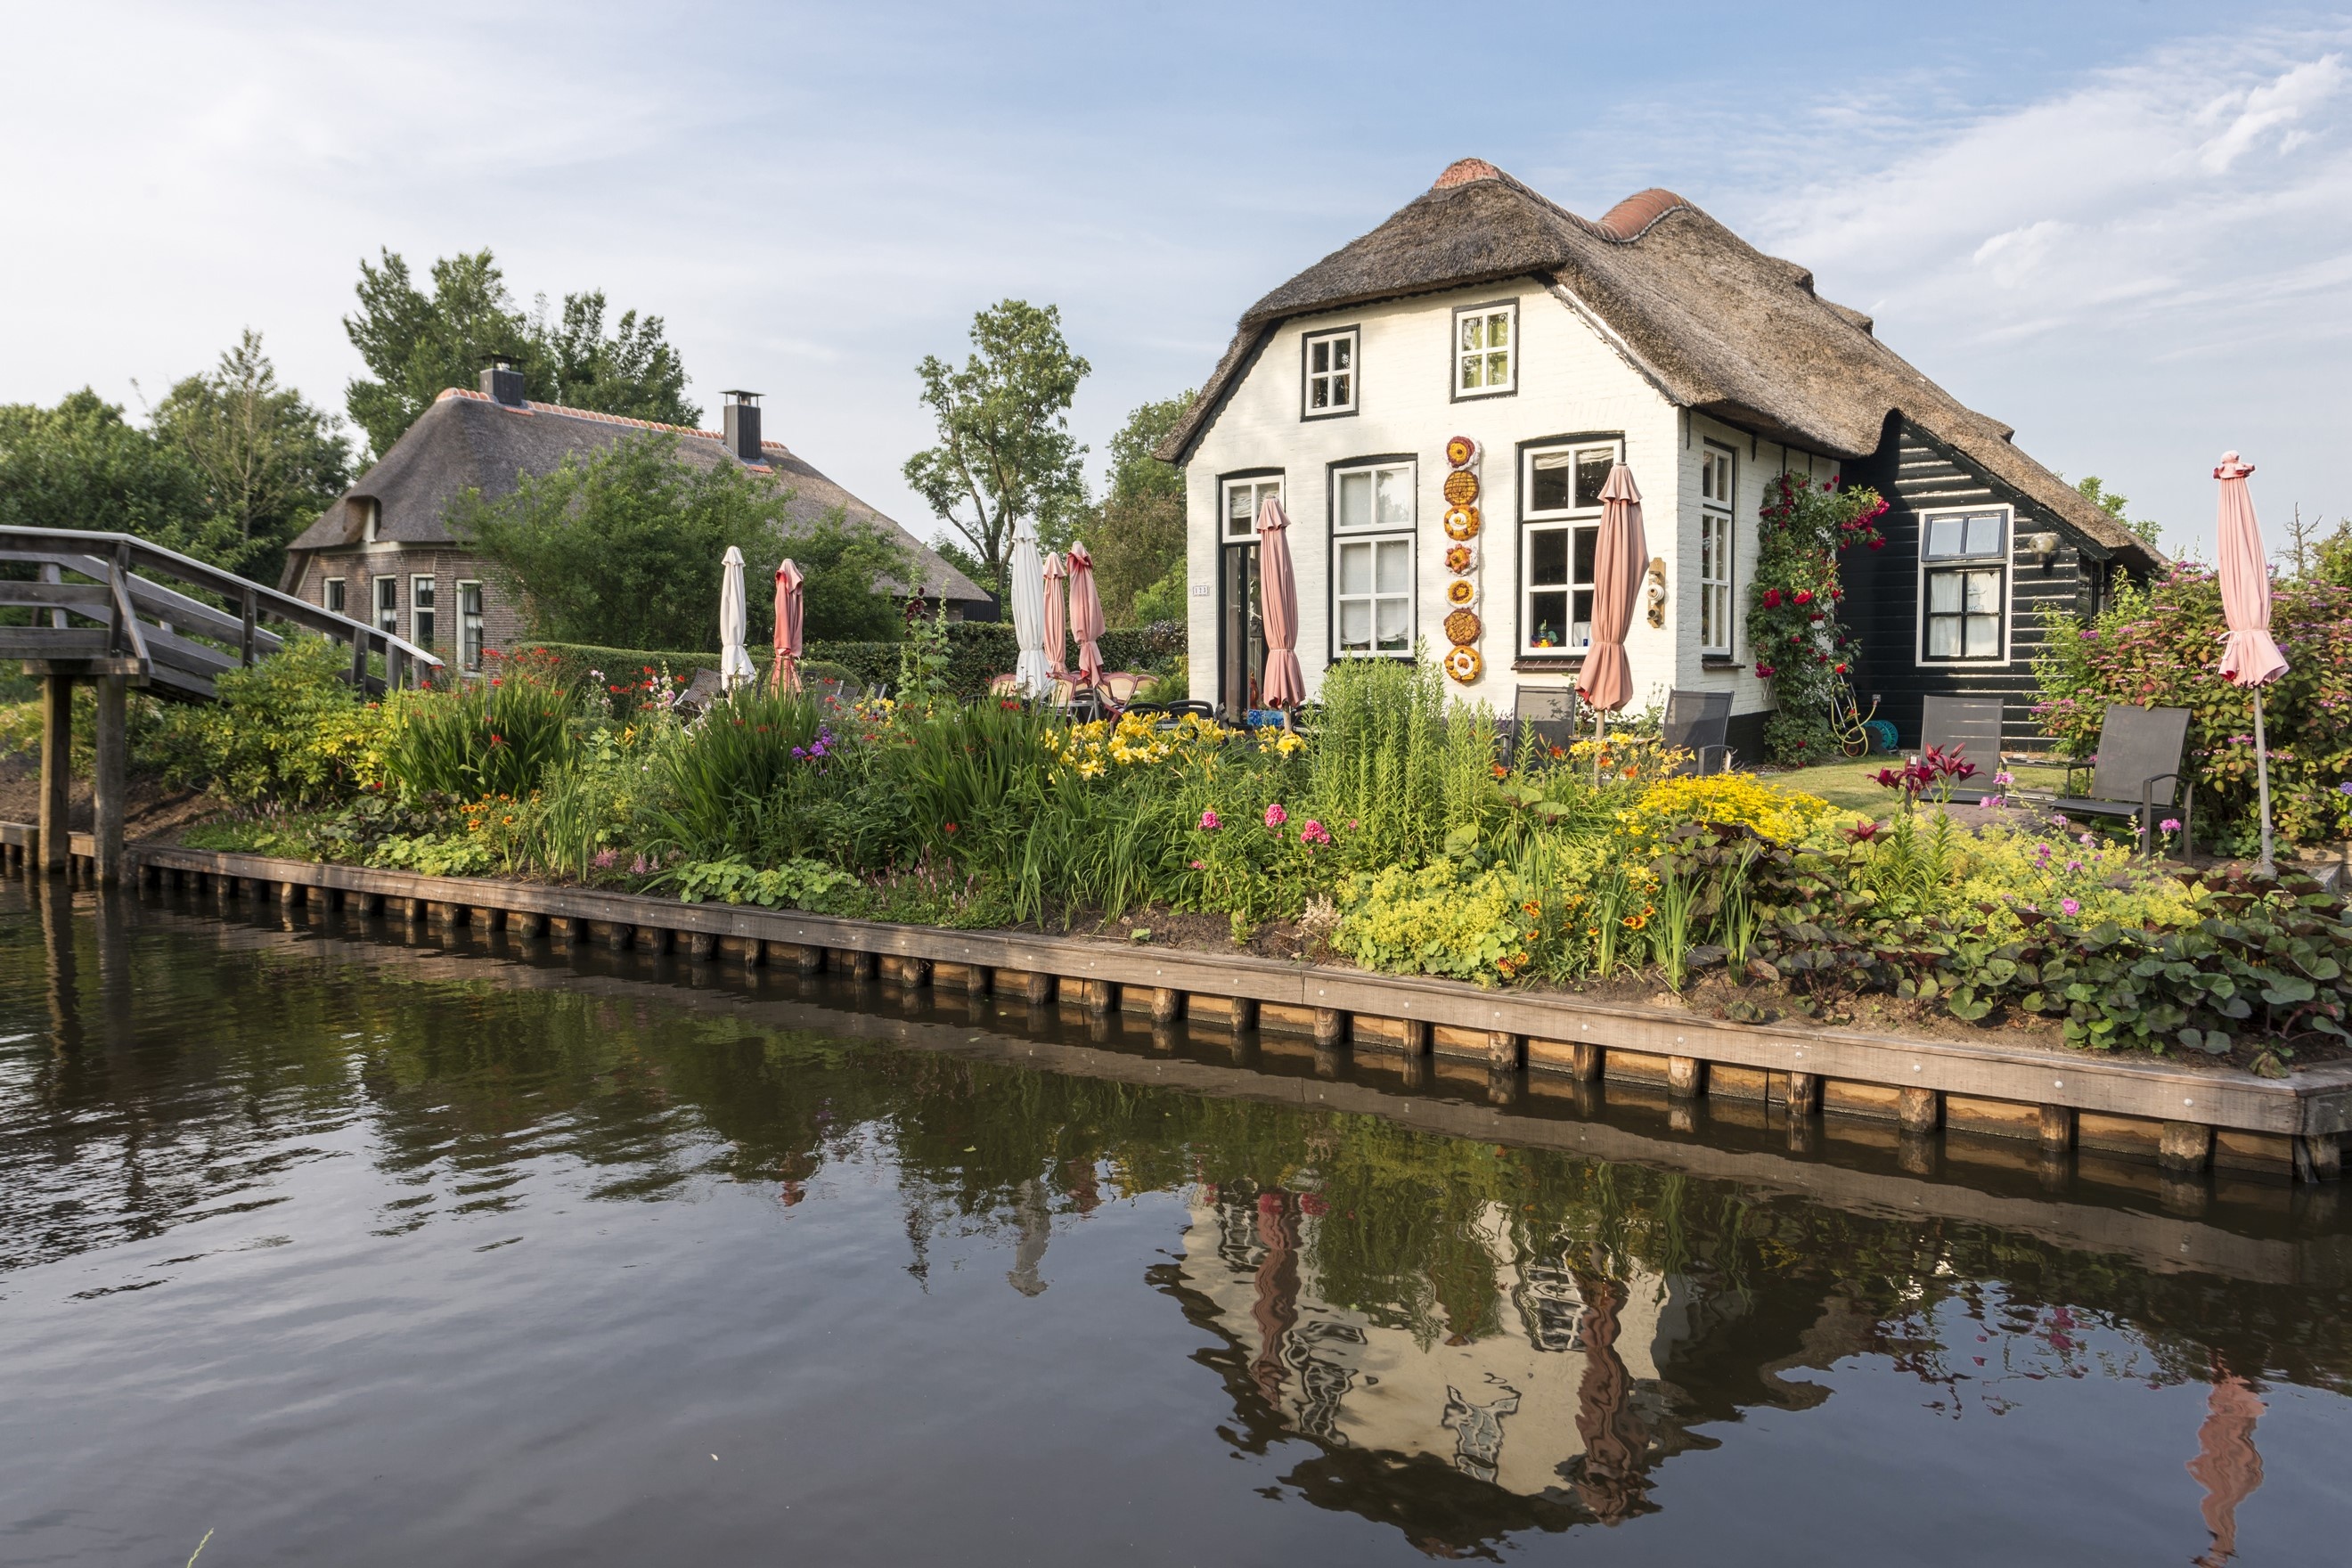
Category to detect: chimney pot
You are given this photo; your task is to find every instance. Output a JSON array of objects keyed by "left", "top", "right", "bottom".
[
  {"left": 480, "top": 359, "right": 527, "bottom": 407},
  {"left": 721, "top": 389, "right": 763, "bottom": 462}
]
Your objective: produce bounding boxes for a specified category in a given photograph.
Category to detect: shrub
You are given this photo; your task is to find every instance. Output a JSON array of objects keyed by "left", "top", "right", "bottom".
[
  {"left": 1614, "top": 772, "right": 1835, "bottom": 856},
  {"left": 2033, "top": 563, "right": 2352, "bottom": 849},
  {"left": 668, "top": 854, "right": 857, "bottom": 909},
  {"left": 380, "top": 649, "right": 576, "bottom": 800},
  {"left": 1336, "top": 861, "right": 1542, "bottom": 987},
  {"left": 155, "top": 634, "right": 388, "bottom": 807},
  {"left": 649, "top": 683, "right": 829, "bottom": 862},
  {"left": 1748, "top": 472, "right": 1886, "bottom": 764}
]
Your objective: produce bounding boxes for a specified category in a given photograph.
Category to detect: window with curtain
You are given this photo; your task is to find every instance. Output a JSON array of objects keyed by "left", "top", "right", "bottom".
[
  {"left": 1919, "top": 508, "right": 2010, "bottom": 661},
  {"left": 1520, "top": 440, "right": 1619, "bottom": 652}
]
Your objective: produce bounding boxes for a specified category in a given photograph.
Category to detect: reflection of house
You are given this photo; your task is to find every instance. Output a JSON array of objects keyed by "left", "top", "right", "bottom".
[
  {"left": 1175, "top": 1189, "right": 1706, "bottom": 1509},
  {"left": 281, "top": 368, "right": 988, "bottom": 672}
]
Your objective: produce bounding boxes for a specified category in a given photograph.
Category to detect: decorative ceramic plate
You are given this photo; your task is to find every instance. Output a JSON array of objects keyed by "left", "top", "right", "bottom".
[
  {"left": 1445, "top": 578, "right": 1479, "bottom": 608},
  {"left": 1443, "top": 644, "right": 1482, "bottom": 683},
  {"left": 1442, "top": 469, "right": 1481, "bottom": 507},
  {"left": 1443, "top": 608, "right": 1482, "bottom": 646},
  {"left": 1443, "top": 543, "right": 1476, "bottom": 574},
  {"left": 1442, "top": 505, "right": 1482, "bottom": 541},
  {"left": 1445, "top": 435, "right": 1479, "bottom": 469}
]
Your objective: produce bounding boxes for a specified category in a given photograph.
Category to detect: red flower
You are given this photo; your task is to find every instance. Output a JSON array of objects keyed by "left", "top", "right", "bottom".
[
  {"left": 1755, "top": 663, "right": 1776, "bottom": 678},
  {"left": 1762, "top": 587, "right": 1783, "bottom": 608},
  {"left": 943, "top": 821, "right": 958, "bottom": 834},
  {"left": 1794, "top": 589, "right": 1814, "bottom": 606}
]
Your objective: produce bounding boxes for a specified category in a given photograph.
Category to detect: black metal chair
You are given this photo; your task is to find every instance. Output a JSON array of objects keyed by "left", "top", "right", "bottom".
[
  {"left": 1662, "top": 690, "right": 1733, "bottom": 775},
  {"left": 1513, "top": 685, "right": 1578, "bottom": 758},
  {"left": 1914, "top": 695, "right": 2005, "bottom": 804},
  {"left": 2045, "top": 704, "right": 2193, "bottom": 857}
]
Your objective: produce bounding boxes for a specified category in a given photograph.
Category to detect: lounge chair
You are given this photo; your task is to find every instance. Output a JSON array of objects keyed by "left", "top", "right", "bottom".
[
  {"left": 1914, "top": 696, "right": 2005, "bottom": 804},
  {"left": 2046, "top": 704, "right": 2193, "bottom": 857},
  {"left": 1513, "top": 685, "right": 1578, "bottom": 758},
  {"left": 1662, "top": 689, "right": 1733, "bottom": 776}
]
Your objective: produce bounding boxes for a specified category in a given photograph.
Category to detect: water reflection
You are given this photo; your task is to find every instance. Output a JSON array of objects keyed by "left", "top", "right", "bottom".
[{"left": 3, "top": 886, "right": 2351, "bottom": 1565}]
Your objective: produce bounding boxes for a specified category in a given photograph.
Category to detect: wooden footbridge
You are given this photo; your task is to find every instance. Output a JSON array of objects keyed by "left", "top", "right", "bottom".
[{"left": 0, "top": 527, "right": 441, "bottom": 883}]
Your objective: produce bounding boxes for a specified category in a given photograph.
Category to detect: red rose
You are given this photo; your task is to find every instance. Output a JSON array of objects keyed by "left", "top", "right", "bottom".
[
  {"left": 1794, "top": 589, "right": 1813, "bottom": 605},
  {"left": 1762, "top": 588, "right": 1783, "bottom": 608}
]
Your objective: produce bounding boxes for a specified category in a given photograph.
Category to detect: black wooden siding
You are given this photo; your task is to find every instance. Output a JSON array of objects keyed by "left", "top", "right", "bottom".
[{"left": 1841, "top": 421, "right": 2121, "bottom": 756}]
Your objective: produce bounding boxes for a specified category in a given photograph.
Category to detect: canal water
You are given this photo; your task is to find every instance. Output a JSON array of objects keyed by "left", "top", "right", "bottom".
[{"left": 5, "top": 882, "right": 2352, "bottom": 1566}]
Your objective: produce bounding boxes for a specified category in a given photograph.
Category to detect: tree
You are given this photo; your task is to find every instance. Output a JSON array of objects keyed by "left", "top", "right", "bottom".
[
  {"left": 2074, "top": 476, "right": 2161, "bottom": 547},
  {"left": 786, "top": 508, "right": 915, "bottom": 642},
  {"left": 150, "top": 330, "right": 352, "bottom": 585},
  {"left": 450, "top": 433, "right": 901, "bottom": 650},
  {"left": 0, "top": 388, "right": 246, "bottom": 568},
  {"left": 902, "top": 300, "right": 1090, "bottom": 599},
  {"left": 1082, "top": 390, "right": 1192, "bottom": 626},
  {"left": 343, "top": 248, "right": 698, "bottom": 459}
]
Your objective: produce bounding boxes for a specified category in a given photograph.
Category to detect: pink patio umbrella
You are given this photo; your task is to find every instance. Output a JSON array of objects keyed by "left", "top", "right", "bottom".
[
  {"left": 1041, "top": 551, "right": 1070, "bottom": 679},
  {"left": 1574, "top": 462, "right": 1647, "bottom": 778},
  {"left": 2215, "top": 452, "right": 2287, "bottom": 878},
  {"left": 1066, "top": 542, "right": 1107, "bottom": 689},
  {"left": 1254, "top": 496, "right": 1306, "bottom": 710},
  {"left": 771, "top": 558, "right": 804, "bottom": 692}
]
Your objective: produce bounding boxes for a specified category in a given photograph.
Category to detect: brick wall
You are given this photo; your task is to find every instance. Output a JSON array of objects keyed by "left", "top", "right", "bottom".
[{"left": 290, "top": 544, "right": 526, "bottom": 674}]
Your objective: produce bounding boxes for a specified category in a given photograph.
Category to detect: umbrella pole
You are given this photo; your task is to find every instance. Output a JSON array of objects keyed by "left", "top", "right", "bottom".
[
  {"left": 2253, "top": 687, "right": 2277, "bottom": 879},
  {"left": 1594, "top": 709, "right": 1607, "bottom": 785}
]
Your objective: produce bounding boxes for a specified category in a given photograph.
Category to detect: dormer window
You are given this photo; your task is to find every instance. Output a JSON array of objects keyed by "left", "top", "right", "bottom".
[
  {"left": 350, "top": 496, "right": 380, "bottom": 543},
  {"left": 1302, "top": 328, "right": 1358, "bottom": 418},
  {"left": 1453, "top": 301, "right": 1516, "bottom": 398}
]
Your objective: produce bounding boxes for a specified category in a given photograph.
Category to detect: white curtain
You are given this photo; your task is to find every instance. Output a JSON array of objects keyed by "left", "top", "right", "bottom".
[
  {"left": 718, "top": 546, "right": 756, "bottom": 690},
  {"left": 1009, "top": 518, "right": 1050, "bottom": 696}
]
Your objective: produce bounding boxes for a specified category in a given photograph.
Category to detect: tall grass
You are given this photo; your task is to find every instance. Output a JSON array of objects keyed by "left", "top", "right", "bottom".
[
  {"left": 1307, "top": 655, "right": 1499, "bottom": 866},
  {"left": 651, "top": 685, "right": 826, "bottom": 859},
  {"left": 384, "top": 664, "right": 576, "bottom": 798}
]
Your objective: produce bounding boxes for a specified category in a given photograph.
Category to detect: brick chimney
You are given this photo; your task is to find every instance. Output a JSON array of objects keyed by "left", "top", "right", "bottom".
[
  {"left": 721, "top": 390, "right": 762, "bottom": 461},
  {"left": 480, "top": 357, "right": 526, "bottom": 407}
]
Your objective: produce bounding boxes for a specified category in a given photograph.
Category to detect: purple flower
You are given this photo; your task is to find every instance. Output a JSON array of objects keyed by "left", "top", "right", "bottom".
[
  {"left": 2160, "top": 817, "right": 2182, "bottom": 832},
  {"left": 2061, "top": 898, "right": 2080, "bottom": 916},
  {"left": 2338, "top": 781, "right": 2352, "bottom": 798},
  {"left": 1198, "top": 809, "right": 1221, "bottom": 831},
  {"left": 2065, "top": 860, "right": 2084, "bottom": 873}
]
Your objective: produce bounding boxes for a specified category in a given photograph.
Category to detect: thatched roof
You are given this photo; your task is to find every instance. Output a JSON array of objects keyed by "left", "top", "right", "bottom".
[
  {"left": 285, "top": 389, "right": 988, "bottom": 601},
  {"left": 1159, "top": 159, "right": 2162, "bottom": 568}
]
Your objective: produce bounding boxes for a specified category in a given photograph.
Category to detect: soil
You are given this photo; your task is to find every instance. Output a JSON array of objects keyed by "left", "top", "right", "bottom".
[{"left": 0, "top": 749, "right": 213, "bottom": 841}]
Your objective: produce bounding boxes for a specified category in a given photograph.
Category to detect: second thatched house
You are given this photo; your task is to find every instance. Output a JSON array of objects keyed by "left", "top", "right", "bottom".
[
  {"left": 1158, "top": 159, "right": 2165, "bottom": 755},
  {"left": 282, "top": 369, "right": 987, "bottom": 669}
]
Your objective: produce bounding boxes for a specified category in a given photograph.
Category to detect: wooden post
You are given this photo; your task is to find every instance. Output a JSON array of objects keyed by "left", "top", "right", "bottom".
[
  {"left": 1151, "top": 987, "right": 1183, "bottom": 1025},
  {"left": 1567, "top": 1040, "right": 1602, "bottom": 1082},
  {"left": 91, "top": 674, "right": 126, "bottom": 883},
  {"left": 742, "top": 938, "right": 766, "bottom": 969},
  {"left": 350, "top": 634, "right": 369, "bottom": 690},
  {"left": 903, "top": 956, "right": 934, "bottom": 988},
  {"left": 2294, "top": 1133, "right": 2343, "bottom": 1183},
  {"left": 689, "top": 932, "right": 717, "bottom": 961},
  {"left": 797, "top": 943, "right": 823, "bottom": 975},
  {"left": 1898, "top": 1086, "right": 1941, "bottom": 1133},
  {"left": 1399, "top": 1017, "right": 1430, "bottom": 1055},
  {"left": 1787, "top": 1071, "right": 1819, "bottom": 1117},
  {"left": 240, "top": 588, "right": 257, "bottom": 667},
  {"left": 1487, "top": 1031, "right": 1523, "bottom": 1071},
  {"left": 1667, "top": 1056, "right": 1706, "bottom": 1099},
  {"left": 848, "top": 949, "right": 877, "bottom": 981},
  {"left": 515, "top": 910, "right": 546, "bottom": 938},
  {"left": 1311, "top": 1007, "right": 1345, "bottom": 1046},
  {"left": 1021, "top": 969, "right": 1055, "bottom": 1005},
  {"left": 2038, "top": 1104, "right": 2076, "bottom": 1153},
  {"left": 2159, "top": 1121, "right": 2213, "bottom": 1173},
  {"left": 1229, "top": 996, "right": 1258, "bottom": 1033},
  {"left": 37, "top": 674, "right": 72, "bottom": 876},
  {"left": 1084, "top": 978, "right": 1115, "bottom": 1016}
]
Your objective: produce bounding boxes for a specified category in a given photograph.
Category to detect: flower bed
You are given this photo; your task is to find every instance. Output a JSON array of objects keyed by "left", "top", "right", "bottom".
[{"left": 153, "top": 637, "right": 2352, "bottom": 1073}]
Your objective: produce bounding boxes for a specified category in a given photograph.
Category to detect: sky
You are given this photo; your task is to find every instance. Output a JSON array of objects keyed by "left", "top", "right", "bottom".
[{"left": 3, "top": 1, "right": 2349, "bottom": 560}]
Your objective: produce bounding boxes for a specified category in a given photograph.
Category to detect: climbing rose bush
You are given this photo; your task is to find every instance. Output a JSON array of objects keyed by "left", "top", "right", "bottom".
[
  {"left": 1748, "top": 471, "right": 1887, "bottom": 765},
  {"left": 2032, "top": 564, "right": 2352, "bottom": 851}
]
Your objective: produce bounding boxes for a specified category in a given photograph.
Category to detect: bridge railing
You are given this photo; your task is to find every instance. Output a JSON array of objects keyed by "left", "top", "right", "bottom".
[{"left": 0, "top": 527, "right": 444, "bottom": 701}]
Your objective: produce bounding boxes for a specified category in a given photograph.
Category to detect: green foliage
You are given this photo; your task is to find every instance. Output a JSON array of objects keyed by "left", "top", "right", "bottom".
[
  {"left": 0, "top": 389, "right": 250, "bottom": 570},
  {"left": 1129, "top": 565, "right": 1187, "bottom": 631},
  {"left": 668, "top": 854, "right": 856, "bottom": 909},
  {"left": 343, "top": 248, "right": 695, "bottom": 457},
  {"left": 153, "top": 635, "right": 385, "bottom": 807},
  {"left": 380, "top": 651, "right": 577, "bottom": 800},
  {"left": 1747, "top": 472, "right": 1886, "bottom": 764},
  {"left": 902, "top": 299, "right": 1091, "bottom": 592},
  {"left": 1087, "top": 390, "right": 1193, "bottom": 625},
  {"left": 451, "top": 433, "right": 785, "bottom": 650},
  {"left": 2075, "top": 475, "right": 2162, "bottom": 548},
  {"left": 648, "top": 684, "right": 828, "bottom": 862},
  {"left": 1335, "top": 861, "right": 1540, "bottom": 986},
  {"left": 787, "top": 508, "right": 915, "bottom": 641},
  {"left": 2031, "top": 561, "right": 2352, "bottom": 849}
]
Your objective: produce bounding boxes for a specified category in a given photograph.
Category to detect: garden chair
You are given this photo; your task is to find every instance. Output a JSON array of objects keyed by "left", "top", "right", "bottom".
[
  {"left": 1513, "top": 685, "right": 1578, "bottom": 759},
  {"left": 987, "top": 673, "right": 1019, "bottom": 697},
  {"left": 1662, "top": 690, "right": 1733, "bottom": 776},
  {"left": 1913, "top": 696, "right": 2005, "bottom": 804},
  {"left": 2045, "top": 704, "right": 2194, "bottom": 857},
  {"left": 673, "top": 668, "right": 728, "bottom": 720},
  {"left": 1096, "top": 671, "right": 1144, "bottom": 708}
]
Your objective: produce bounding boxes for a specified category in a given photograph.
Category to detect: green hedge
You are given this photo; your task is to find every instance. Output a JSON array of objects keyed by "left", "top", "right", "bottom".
[{"left": 520, "top": 620, "right": 1183, "bottom": 703}]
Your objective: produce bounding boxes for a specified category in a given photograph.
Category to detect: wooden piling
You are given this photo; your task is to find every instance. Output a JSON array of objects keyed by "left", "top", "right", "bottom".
[
  {"left": 91, "top": 674, "right": 127, "bottom": 883},
  {"left": 1668, "top": 1056, "right": 1706, "bottom": 1099},
  {"left": 1899, "top": 1086, "right": 1941, "bottom": 1133},
  {"left": 1151, "top": 987, "right": 1183, "bottom": 1025},
  {"left": 1787, "top": 1071, "right": 1819, "bottom": 1117},
  {"left": 688, "top": 932, "right": 717, "bottom": 961},
  {"left": 1311, "top": 1007, "right": 1345, "bottom": 1046},
  {"left": 2039, "top": 1104, "right": 2076, "bottom": 1153},
  {"left": 2160, "top": 1121, "right": 2213, "bottom": 1173},
  {"left": 1487, "top": 1031, "right": 1523, "bottom": 1071},
  {"left": 37, "top": 674, "right": 71, "bottom": 876}
]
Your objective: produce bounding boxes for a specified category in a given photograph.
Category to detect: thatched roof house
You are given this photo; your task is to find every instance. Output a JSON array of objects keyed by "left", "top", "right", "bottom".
[
  {"left": 283, "top": 374, "right": 986, "bottom": 669},
  {"left": 1163, "top": 159, "right": 2161, "bottom": 753}
]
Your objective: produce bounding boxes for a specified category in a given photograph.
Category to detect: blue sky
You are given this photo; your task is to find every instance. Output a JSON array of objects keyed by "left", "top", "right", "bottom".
[{"left": 4, "top": 1, "right": 2348, "bottom": 558}]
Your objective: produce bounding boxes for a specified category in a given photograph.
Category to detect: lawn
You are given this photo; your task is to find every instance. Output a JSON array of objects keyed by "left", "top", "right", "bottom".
[{"left": 1753, "top": 757, "right": 2071, "bottom": 814}]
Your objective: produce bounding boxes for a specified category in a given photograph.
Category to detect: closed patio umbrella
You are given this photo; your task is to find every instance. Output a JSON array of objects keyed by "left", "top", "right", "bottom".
[
  {"left": 1008, "top": 517, "right": 1050, "bottom": 697},
  {"left": 2215, "top": 451, "right": 2287, "bottom": 878},
  {"left": 1066, "top": 542, "right": 1107, "bottom": 688},
  {"left": 1042, "top": 551, "right": 1070, "bottom": 679},
  {"left": 718, "top": 546, "right": 755, "bottom": 690},
  {"left": 1254, "top": 496, "right": 1306, "bottom": 710},
  {"left": 1575, "top": 462, "right": 1646, "bottom": 776},
  {"left": 771, "top": 558, "right": 804, "bottom": 692}
]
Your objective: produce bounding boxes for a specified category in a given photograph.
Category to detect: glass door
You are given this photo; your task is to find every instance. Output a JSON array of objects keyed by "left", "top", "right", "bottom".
[{"left": 1219, "top": 477, "right": 1280, "bottom": 716}]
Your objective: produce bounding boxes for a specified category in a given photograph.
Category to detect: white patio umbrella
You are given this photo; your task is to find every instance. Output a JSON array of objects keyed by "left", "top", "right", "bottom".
[
  {"left": 1009, "top": 517, "right": 1051, "bottom": 697},
  {"left": 718, "top": 546, "right": 756, "bottom": 690}
]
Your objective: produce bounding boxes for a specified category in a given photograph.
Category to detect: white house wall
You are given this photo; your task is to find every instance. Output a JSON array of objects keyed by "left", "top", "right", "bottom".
[{"left": 1185, "top": 279, "right": 1833, "bottom": 721}]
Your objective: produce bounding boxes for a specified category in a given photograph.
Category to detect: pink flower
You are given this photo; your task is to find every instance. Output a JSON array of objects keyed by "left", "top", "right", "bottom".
[
  {"left": 1300, "top": 819, "right": 1331, "bottom": 845},
  {"left": 2061, "top": 898, "right": 2080, "bottom": 916},
  {"left": 1198, "top": 810, "right": 1221, "bottom": 831},
  {"left": 1264, "top": 803, "right": 1288, "bottom": 829},
  {"left": 1188, "top": 858, "right": 1206, "bottom": 870}
]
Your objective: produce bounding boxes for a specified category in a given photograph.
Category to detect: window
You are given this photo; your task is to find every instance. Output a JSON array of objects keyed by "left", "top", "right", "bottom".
[
  {"left": 1699, "top": 444, "right": 1735, "bottom": 655},
  {"left": 459, "top": 581, "right": 485, "bottom": 673},
  {"left": 1919, "top": 508, "right": 2009, "bottom": 661},
  {"left": 1519, "top": 439, "right": 1621, "bottom": 653},
  {"left": 323, "top": 577, "right": 346, "bottom": 615},
  {"left": 1302, "top": 328, "right": 1358, "bottom": 418},
  {"left": 411, "top": 576, "right": 437, "bottom": 651},
  {"left": 373, "top": 575, "right": 398, "bottom": 637},
  {"left": 1225, "top": 475, "right": 1282, "bottom": 540},
  {"left": 1453, "top": 301, "right": 1516, "bottom": 398},
  {"left": 1331, "top": 461, "right": 1414, "bottom": 656}
]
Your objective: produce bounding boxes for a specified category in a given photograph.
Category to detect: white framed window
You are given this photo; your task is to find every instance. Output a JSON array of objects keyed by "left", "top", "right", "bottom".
[
  {"left": 1224, "top": 475, "right": 1282, "bottom": 540},
  {"left": 323, "top": 577, "right": 346, "bottom": 615},
  {"left": 1453, "top": 301, "right": 1517, "bottom": 398},
  {"left": 1302, "top": 327, "right": 1358, "bottom": 418},
  {"left": 1699, "top": 444, "right": 1735, "bottom": 655},
  {"left": 1918, "top": 507, "right": 2010, "bottom": 662},
  {"left": 458, "top": 581, "right": 485, "bottom": 672},
  {"left": 411, "top": 575, "right": 437, "bottom": 651},
  {"left": 373, "top": 575, "right": 399, "bottom": 636},
  {"left": 1331, "top": 460, "right": 1415, "bottom": 657},
  {"left": 1519, "top": 439, "right": 1621, "bottom": 653}
]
